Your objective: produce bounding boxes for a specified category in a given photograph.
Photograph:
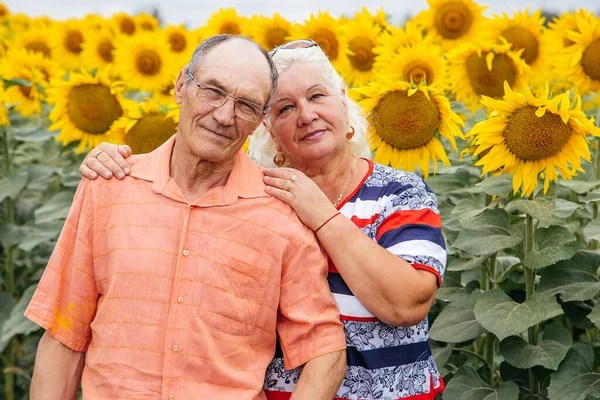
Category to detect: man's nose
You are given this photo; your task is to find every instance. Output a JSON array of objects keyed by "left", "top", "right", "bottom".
[{"left": 212, "top": 97, "right": 236, "bottom": 126}]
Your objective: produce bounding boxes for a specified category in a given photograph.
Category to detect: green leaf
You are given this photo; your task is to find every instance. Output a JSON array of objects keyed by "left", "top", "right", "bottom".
[
  {"left": 582, "top": 188, "right": 600, "bottom": 203},
  {"left": 0, "top": 168, "right": 28, "bottom": 202},
  {"left": 474, "top": 289, "right": 563, "bottom": 341},
  {"left": 432, "top": 344, "right": 453, "bottom": 376},
  {"left": 443, "top": 366, "right": 519, "bottom": 400},
  {"left": 548, "top": 344, "right": 600, "bottom": 400},
  {"left": 499, "top": 323, "right": 572, "bottom": 370},
  {"left": 558, "top": 180, "right": 600, "bottom": 194},
  {"left": 0, "top": 285, "right": 39, "bottom": 348},
  {"left": 553, "top": 199, "right": 582, "bottom": 218},
  {"left": 476, "top": 175, "right": 514, "bottom": 196},
  {"left": 3, "top": 77, "right": 32, "bottom": 88},
  {"left": 584, "top": 219, "right": 600, "bottom": 242},
  {"left": 436, "top": 287, "right": 470, "bottom": 303},
  {"left": 505, "top": 188, "right": 556, "bottom": 224},
  {"left": 0, "top": 224, "right": 31, "bottom": 247},
  {"left": 448, "top": 254, "right": 492, "bottom": 272},
  {"left": 586, "top": 302, "right": 600, "bottom": 331},
  {"left": 13, "top": 124, "right": 57, "bottom": 142},
  {"left": 453, "top": 209, "right": 524, "bottom": 256},
  {"left": 34, "top": 190, "right": 75, "bottom": 224},
  {"left": 538, "top": 251, "right": 600, "bottom": 302},
  {"left": 523, "top": 226, "right": 580, "bottom": 270},
  {"left": 451, "top": 199, "right": 488, "bottom": 225},
  {"left": 18, "top": 222, "right": 64, "bottom": 252},
  {"left": 0, "top": 294, "right": 16, "bottom": 353},
  {"left": 430, "top": 291, "right": 486, "bottom": 343}
]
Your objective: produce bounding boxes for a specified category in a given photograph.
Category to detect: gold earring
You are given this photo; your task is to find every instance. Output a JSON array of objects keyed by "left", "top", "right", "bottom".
[
  {"left": 273, "top": 152, "right": 286, "bottom": 167},
  {"left": 346, "top": 126, "right": 355, "bottom": 140}
]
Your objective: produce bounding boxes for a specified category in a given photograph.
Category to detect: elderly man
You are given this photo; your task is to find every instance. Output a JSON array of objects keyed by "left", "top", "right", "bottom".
[{"left": 26, "top": 35, "right": 346, "bottom": 400}]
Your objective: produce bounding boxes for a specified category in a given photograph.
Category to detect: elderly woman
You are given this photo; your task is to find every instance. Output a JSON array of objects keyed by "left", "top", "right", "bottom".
[{"left": 79, "top": 40, "right": 446, "bottom": 400}]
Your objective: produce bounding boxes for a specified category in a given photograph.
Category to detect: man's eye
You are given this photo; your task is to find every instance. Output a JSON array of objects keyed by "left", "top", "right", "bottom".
[{"left": 237, "top": 102, "right": 255, "bottom": 113}]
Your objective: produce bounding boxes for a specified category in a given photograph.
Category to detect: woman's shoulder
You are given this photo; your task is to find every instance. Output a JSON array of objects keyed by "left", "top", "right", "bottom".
[{"left": 366, "top": 161, "right": 430, "bottom": 191}]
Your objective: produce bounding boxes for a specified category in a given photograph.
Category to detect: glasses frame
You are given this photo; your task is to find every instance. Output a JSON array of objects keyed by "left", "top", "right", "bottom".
[
  {"left": 186, "top": 70, "right": 267, "bottom": 123},
  {"left": 269, "top": 39, "right": 319, "bottom": 58}
]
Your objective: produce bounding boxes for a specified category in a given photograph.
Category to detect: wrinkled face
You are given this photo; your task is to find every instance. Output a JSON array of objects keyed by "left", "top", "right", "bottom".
[
  {"left": 267, "top": 62, "right": 348, "bottom": 168},
  {"left": 174, "top": 40, "right": 271, "bottom": 163}
]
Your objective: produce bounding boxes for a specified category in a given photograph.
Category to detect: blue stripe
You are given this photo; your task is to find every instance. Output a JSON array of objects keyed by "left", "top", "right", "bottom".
[
  {"left": 274, "top": 339, "right": 432, "bottom": 369},
  {"left": 346, "top": 341, "right": 432, "bottom": 369},
  {"left": 327, "top": 273, "right": 353, "bottom": 296},
  {"left": 378, "top": 224, "right": 446, "bottom": 250}
]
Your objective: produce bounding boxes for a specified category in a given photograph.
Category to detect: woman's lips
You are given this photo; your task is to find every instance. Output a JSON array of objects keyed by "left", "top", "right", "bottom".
[{"left": 301, "top": 130, "right": 325, "bottom": 141}]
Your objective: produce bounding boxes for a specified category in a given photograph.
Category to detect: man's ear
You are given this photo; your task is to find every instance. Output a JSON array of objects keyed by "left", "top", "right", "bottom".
[{"left": 174, "top": 69, "right": 186, "bottom": 105}]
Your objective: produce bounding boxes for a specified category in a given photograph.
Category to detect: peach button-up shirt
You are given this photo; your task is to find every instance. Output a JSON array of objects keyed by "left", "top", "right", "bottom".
[{"left": 25, "top": 135, "right": 345, "bottom": 400}]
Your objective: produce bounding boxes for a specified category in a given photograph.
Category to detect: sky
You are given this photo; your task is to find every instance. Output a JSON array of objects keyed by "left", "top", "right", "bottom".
[{"left": 5, "top": 0, "right": 599, "bottom": 28}]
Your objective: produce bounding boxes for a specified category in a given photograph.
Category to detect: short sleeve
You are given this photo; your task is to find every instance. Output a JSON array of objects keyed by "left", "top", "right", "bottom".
[
  {"left": 24, "top": 178, "right": 99, "bottom": 352},
  {"left": 276, "top": 229, "right": 346, "bottom": 370},
  {"left": 375, "top": 173, "right": 446, "bottom": 286}
]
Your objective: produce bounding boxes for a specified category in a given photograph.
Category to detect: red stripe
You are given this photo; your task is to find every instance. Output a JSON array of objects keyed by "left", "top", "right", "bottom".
[
  {"left": 412, "top": 264, "right": 443, "bottom": 287},
  {"left": 265, "top": 376, "right": 445, "bottom": 400},
  {"left": 376, "top": 209, "right": 442, "bottom": 241},
  {"left": 340, "top": 315, "right": 379, "bottom": 322},
  {"left": 328, "top": 257, "right": 338, "bottom": 274},
  {"left": 351, "top": 213, "right": 381, "bottom": 229},
  {"left": 336, "top": 158, "right": 374, "bottom": 210}
]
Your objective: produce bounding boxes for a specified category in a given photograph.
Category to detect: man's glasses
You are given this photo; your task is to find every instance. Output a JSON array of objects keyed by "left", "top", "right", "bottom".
[
  {"left": 186, "top": 70, "right": 266, "bottom": 123},
  {"left": 269, "top": 39, "right": 319, "bottom": 58}
]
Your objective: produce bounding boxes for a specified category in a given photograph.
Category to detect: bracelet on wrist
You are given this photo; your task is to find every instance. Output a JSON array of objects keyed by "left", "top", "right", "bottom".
[{"left": 314, "top": 212, "right": 342, "bottom": 233}]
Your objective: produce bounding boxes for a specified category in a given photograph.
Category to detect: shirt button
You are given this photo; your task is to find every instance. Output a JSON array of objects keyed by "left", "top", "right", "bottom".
[
  {"left": 177, "top": 296, "right": 184, "bottom": 303},
  {"left": 172, "top": 345, "right": 179, "bottom": 352},
  {"left": 182, "top": 249, "right": 189, "bottom": 256},
  {"left": 168, "top": 395, "right": 174, "bottom": 400}
]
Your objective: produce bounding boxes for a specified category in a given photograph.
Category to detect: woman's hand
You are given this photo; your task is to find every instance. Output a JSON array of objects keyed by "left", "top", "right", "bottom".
[
  {"left": 79, "top": 143, "right": 132, "bottom": 180},
  {"left": 263, "top": 167, "right": 338, "bottom": 231}
]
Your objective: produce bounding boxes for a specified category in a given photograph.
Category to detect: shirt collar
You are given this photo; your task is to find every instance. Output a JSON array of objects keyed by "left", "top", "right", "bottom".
[{"left": 129, "top": 134, "right": 270, "bottom": 205}]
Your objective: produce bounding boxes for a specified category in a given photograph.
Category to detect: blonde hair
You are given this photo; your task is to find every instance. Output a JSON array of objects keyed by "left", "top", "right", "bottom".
[{"left": 248, "top": 46, "right": 370, "bottom": 167}]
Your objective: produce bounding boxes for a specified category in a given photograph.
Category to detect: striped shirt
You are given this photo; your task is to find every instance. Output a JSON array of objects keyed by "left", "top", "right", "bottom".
[{"left": 264, "top": 160, "right": 446, "bottom": 400}]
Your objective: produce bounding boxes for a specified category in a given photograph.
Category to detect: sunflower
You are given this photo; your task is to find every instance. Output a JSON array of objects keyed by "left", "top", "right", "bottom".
[
  {"left": 0, "top": 3, "right": 10, "bottom": 18},
  {"left": 288, "top": 11, "right": 347, "bottom": 68},
  {"left": 372, "top": 20, "right": 429, "bottom": 62},
  {"left": 82, "top": 27, "right": 116, "bottom": 70},
  {"left": 448, "top": 41, "right": 530, "bottom": 110},
  {"left": 250, "top": 13, "right": 292, "bottom": 50},
  {"left": 355, "top": 77, "right": 464, "bottom": 177},
  {"left": 14, "top": 24, "right": 53, "bottom": 58},
  {"left": 416, "top": 0, "right": 487, "bottom": 48},
  {"left": 337, "top": 16, "right": 381, "bottom": 86},
  {"left": 164, "top": 24, "right": 196, "bottom": 67},
  {"left": 5, "top": 48, "right": 63, "bottom": 88},
  {"left": 0, "top": 84, "right": 10, "bottom": 126},
  {"left": 151, "top": 80, "right": 177, "bottom": 107},
  {"left": 50, "top": 19, "right": 87, "bottom": 70},
  {"left": 547, "top": 9, "right": 597, "bottom": 50},
  {"left": 203, "top": 8, "right": 250, "bottom": 36},
  {"left": 135, "top": 13, "right": 159, "bottom": 31},
  {"left": 377, "top": 42, "right": 449, "bottom": 91},
  {"left": 111, "top": 12, "right": 137, "bottom": 36},
  {"left": 353, "top": 7, "right": 390, "bottom": 33},
  {"left": 469, "top": 81, "right": 600, "bottom": 196},
  {"left": 113, "top": 31, "right": 177, "bottom": 92},
  {"left": 558, "top": 15, "right": 600, "bottom": 95},
  {"left": 111, "top": 98, "right": 177, "bottom": 153},
  {"left": 82, "top": 13, "right": 107, "bottom": 30},
  {"left": 483, "top": 9, "right": 551, "bottom": 85},
  {"left": 47, "top": 69, "right": 127, "bottom": 153}
]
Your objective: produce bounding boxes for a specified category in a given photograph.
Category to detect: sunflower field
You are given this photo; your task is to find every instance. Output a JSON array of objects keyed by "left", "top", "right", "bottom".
[{"left": 0, "top": 1, "right": 600, "bottom": 398}]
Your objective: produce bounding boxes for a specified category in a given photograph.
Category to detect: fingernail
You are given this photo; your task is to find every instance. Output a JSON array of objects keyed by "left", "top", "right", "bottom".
[
  {"left": 104, "top": 172, "right": 112, "bottom": 178},
  {"left": 116, "top": 172, "right": 125, "bottom": 179},
  {"left": 90, "top": 172, "right": 97, "bottom": 179},
  {"left": 124, "top": 167, "right": 130, "bottom": 174}
]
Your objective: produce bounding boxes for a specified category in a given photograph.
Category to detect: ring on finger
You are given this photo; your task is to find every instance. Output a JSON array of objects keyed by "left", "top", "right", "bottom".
[
  {"left": 286, "top": 180, "right": 293, "bottom": 190},
  {"left": 290, "top": 174, "right": 298, "bottom": 183},
  {"left": 90, "top": 150, "right": 104, "bottom": 160}
]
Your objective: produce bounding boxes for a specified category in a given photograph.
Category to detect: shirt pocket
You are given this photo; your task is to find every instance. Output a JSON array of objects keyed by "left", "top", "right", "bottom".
[{"left": 199, "top": 248, "right": 270, "bottom": 336}]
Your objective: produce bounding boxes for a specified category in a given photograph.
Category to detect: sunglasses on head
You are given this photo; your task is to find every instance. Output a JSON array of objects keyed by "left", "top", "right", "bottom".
[{"left": 269, "top": 39, "right": 319, "bottom": 58}]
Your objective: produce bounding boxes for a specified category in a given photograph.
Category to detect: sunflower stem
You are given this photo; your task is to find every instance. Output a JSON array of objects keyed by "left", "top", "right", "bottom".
[
  {"left": 452, "top": 347, "right": 493, "bottom": 372},
  {"left": 524, "top": 209, "right": 538, "bottom": 394},
  {"left": 593, "top": 137, "right": 600, "bottom": 250}
]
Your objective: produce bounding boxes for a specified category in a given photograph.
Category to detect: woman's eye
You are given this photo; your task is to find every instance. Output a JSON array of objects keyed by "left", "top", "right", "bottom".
[
  {"left": 278, "top": 105, "right": 293, "bottom": 115},
  {"left": 310, "top": 93, "right": 324, "bottom": 100}
]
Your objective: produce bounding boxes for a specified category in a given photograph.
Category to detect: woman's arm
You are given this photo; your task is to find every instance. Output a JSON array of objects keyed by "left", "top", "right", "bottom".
[{"left": 263, "top": 167, "right": 440, "bottom": 326}]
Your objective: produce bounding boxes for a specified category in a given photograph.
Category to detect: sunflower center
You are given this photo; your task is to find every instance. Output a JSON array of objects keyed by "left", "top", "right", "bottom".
[
  {"left": 313, "top": 28, "right": 339, "bottom": 60},
  {"left": 136, "top": 50, "right": 162, "bottom": 76},
  {"left": 582, "top": 39, "right": 600, "bottom": 82},
  {"left": 348, "top": 36, "right": 375, "bottom": 72},
  {"left": 140, "top": 21, "right": 155, "bottom": 31},
  {"left": 25, "top": 41, "right": 51, "bottom": 57},
  {"left": 126, "top": 114, "right": 178, "bottom": 154},
  {"left": 120, "top": 18, "right": 136, "bottom": 35},
  {"left": 98, "top": 40, "right": 114, "bottom": 62},
  {"left": 500, "top": 26, "right": 539, "bottom": 65},
  {"left": 503, "top": 106, "right": 572, "bottom": 161},
  {"left": 466, "top": 52, "right": 517, "bottom": 98},
  {"left": 220, "top": 22, "right": 240, "bottom": 34},
  {"left": 434, "top": 1, "right": 473, "bottom": 39},
  {"left": 68, "top": 84, "right": 123, "bottom": 134},
  {"left": 64, "top": 30, "right": 84, "bottom": 54},
  {"left": 0, "top": 6, "right": 7, "bottom": 17},
  {"left": 169, "top": 32, "right": 187, "bottom": 52},
  {"left": 372, "top": 90, "right": 440, "bottom": 149},
  {"left": 403, "top": 61, "right": 433, "bottom": 85},
  {"left": 266, "top": 27, "right": 288, "bottom": 49},
  {"left": 19, "top": 86, "right": 32, "bottom": 98}
]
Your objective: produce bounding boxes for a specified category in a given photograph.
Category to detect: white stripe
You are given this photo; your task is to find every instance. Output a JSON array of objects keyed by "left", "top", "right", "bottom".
[
  {"left": 333, "top": 293, "right": 376, "bottom": 318},
  {"left": 340, "top": 197, "right": 380, "bottom": 220},
  {"left": 388, "top": 240, "right": 447, "bottom": 266}
]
